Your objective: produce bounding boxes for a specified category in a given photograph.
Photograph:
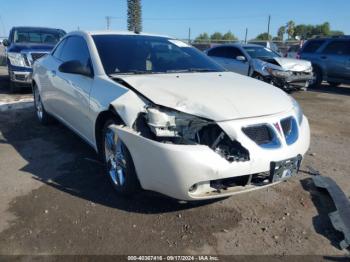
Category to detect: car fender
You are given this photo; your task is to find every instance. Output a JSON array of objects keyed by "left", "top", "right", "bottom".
[{"left": 91, "top": 76, "right": 147, "bottom": 128}]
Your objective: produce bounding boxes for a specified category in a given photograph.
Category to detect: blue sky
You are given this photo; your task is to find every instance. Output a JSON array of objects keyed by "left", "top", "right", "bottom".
[{"left": 0, "top": 0, "right": 349, "bottom": 40}]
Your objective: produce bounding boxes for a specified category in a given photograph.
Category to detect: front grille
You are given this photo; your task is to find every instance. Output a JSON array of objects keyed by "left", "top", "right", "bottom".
[
  {"left": 281, "top": 117, "right": 299, "bottom": 145},
  {"left": 242, "top": 125, "right": 273, "bottom": 145},
  {"left": 281, "top": 117, "right": 292, "bottom": 136},
  {"left": 15, "top": 74, "right": 26, "bottom": 81},
  {"left": 31, "top": 53, "right": 46, "bottom": 62}
]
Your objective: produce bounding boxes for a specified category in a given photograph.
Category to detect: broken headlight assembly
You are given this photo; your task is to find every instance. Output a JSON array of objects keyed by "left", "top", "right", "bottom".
[
  {"left": 146, "top": 107, "right": 208, "bottom": 140},
  {"left": 135, "top": 107, "right": 249, "bottom": 162},
  {"left": 264, "top": 66, "right": 293, "bottom": 79}
]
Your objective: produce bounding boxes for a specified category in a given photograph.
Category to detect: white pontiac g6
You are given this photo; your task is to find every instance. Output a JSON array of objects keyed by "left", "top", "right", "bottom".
[{"left": 32, "top": 31, "right": 310, "bottom": 201}]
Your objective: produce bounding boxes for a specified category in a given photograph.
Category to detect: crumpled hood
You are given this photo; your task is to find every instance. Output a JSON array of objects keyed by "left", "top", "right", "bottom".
[
  {"left": 115, "top": 72, "right": 293, "bottom": 121},
  {"left": 273, "top": 57, "right": 312, "bottom": 72}
]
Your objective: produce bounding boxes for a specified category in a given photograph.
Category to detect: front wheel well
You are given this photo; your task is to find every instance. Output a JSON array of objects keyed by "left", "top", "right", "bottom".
[
  {"left": 95, "top": 107, "right": 124, "bottom": 155},
  {"left": 31, "top": 80, "right": 37, "bottom": 92}
]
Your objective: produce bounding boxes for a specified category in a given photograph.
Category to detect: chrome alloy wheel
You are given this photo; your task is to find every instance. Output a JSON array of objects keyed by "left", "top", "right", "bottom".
[
  {"left": 34, "top": 87, "right": 43, "bottom": 120},
  {"left": 104, "top": 127, "right": 127, "bottom": 186}
]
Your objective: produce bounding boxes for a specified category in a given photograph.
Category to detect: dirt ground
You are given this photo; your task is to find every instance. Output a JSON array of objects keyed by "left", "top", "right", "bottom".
[{"left": 0, "top": 67, "right": 349, "bottom": 256}]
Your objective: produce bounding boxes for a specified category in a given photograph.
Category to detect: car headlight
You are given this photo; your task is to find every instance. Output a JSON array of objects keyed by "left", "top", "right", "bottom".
[
  {"left": 7, "top": 52, "right": 29, "bottom": 68},
  {"left": 264, "top": 67, "right": 293, "bottom": 78},
  {"left": 290, "top": 97, "right": 303, "bottom": 125},
  {"left": 146, "top": 107, "right": 209, "bottom": 139}
]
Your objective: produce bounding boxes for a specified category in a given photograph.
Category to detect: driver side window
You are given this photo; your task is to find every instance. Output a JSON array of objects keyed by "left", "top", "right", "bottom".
[
  {"left": 59, "top": 36, "right": 91, "bottom": 68},
  {"left": 228, "top": 47, "right": 245, "bottom": 60},
  {"left": 52, "top": 39, "right": 67, "bottom": 60}
]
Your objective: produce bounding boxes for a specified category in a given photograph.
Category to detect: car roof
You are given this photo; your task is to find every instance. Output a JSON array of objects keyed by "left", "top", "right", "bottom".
[
  {"left": 12, "top": 26, "right": 65, "bottom": 31},
  {"left": 85, "top": 30, "right": 171, "bottom": 39}
]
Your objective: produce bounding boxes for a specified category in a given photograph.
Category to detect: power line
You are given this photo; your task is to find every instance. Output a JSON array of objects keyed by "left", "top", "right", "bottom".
[{"left": 103, "top": 14, "right": 267, "bottom": 22}]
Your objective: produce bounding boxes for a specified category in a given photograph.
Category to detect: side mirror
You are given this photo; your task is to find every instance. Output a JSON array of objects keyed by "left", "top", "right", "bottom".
[
  {"left": 2, "top": 39, "right": 9, "bottom": 47},
  {"left": 236, "top": 56, "right": 246, "bottom": 62},
  {"left": 59, "top": 60, "right": 93, "bottom": 77}
]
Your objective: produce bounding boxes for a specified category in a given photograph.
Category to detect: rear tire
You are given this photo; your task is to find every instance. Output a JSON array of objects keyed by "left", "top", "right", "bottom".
[
  {"left": 328, "top": 82, "right": 341, "bottom": 87},
  {"left": 311, "top": 66, "right": 322, "bottom": 88},
  {"left": 33, "top": 84, "right": 54, "bottom": 125},
  {"left": 100, "top": 118, "right": 140, "bottom": 196}
]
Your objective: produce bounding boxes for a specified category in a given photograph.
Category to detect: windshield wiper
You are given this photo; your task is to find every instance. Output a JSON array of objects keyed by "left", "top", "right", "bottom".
[
  {"left": 111, "top": 70, "right": 158, "bottom": 75},
  {"left": 188, "top": 68, "right": 219, "bottom": 72},
  {"left": 166, "top": 68, "right": 219, "bottom": 73}
]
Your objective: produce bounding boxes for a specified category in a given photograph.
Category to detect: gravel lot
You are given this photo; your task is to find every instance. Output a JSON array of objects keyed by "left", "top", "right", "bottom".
[{"left": 0, "top": 67, "right": 349, "bottom": 256}]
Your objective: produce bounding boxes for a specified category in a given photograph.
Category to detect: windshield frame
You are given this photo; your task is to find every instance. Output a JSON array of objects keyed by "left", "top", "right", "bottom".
[
  {"left": 243, "top": 46, "right": 281, "bottom": 59},
  {"left": 13, "top": 28, "right": 66, "bottom": 44},
  {"left": 92, "top": 34, "right": 225, "bottom": 76}
]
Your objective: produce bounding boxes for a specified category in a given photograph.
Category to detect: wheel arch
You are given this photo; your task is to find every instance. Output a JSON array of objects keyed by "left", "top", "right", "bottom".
[
  {"left": 94, "top": 106, "right": 125, "bottom": 154},
  {"left": 31, "top": 79, "right": 37, "bottom": 92}
]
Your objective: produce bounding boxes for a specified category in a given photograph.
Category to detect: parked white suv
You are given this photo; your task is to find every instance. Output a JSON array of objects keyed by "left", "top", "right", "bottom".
[{"left": 32, "top": 31, "right": 310, "bottom": 201}]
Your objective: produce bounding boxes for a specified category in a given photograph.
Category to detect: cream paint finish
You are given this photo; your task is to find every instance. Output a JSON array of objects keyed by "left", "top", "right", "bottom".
[{"left": 32, "top": 31, "right": 310, "bottom": 200}]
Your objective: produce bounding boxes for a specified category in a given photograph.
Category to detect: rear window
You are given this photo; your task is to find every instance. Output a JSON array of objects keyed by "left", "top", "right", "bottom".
[{"left": 302, "top": 40, "right": 325, "bottom": 53}]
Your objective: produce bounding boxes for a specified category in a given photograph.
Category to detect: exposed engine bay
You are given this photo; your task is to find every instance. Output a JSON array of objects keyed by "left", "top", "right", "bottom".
[{"left": 133, "top": 107, "right": 250, "bottom": 163}]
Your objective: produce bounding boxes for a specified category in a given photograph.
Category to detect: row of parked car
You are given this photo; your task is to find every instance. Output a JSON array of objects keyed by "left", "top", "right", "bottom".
[{"left": 1, "top": 26, "right": 350, "bottom": 93}]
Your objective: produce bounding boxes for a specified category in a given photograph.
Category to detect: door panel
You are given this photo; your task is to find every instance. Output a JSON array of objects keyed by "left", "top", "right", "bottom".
[
  {"left": 48, "top": 36, "right": 95, "bottom": 142},
  {"left": 54, "top": 71, "right": 94, "bottom": 141},
  {"left": 208, "top": 46, "right": 249, "bottom": 75},
  {"left": 321, "top": 40, "right": 350, "bottom": 80},
  {"left": 224, "top": 58, "right": 249, "bottom": 75}
]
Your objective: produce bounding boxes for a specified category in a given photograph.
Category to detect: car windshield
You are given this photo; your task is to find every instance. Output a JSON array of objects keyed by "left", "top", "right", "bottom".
[
  {"left": 93, "top": 35, "right": 224, "bottom": 75},
  {"left": 243, "top": 46, "right": 280, "bottom": 59},
  {"left": 14, "top": 28, "right": 65, "bottom": 44}
]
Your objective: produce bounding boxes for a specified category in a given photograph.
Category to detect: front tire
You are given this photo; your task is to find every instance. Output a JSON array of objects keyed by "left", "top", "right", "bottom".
[
  {"left": 101, "top": 118, "right": 140, "bottom": 196},
  {"left": 252, "top": 72, "right": 266, "bottom": 82}
]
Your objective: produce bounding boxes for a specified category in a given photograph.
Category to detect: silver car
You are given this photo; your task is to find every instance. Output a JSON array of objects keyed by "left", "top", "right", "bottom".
[{"left": 206, "top": 44, "right": 314, "bottom": 91}]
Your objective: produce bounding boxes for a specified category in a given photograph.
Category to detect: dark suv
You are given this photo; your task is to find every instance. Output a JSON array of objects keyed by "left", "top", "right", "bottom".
[
  {"left": 3, "top": 27, "right": 66, "bottom": 92},
  {"left": 300, "top": 36, "right": 350, "bottom": 87}
]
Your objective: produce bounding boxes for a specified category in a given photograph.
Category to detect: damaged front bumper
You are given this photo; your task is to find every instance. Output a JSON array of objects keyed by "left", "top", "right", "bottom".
[
  {"left": 111, "top": 111, "right": 310, "bottom": 201},
  {"left": 8, "top": 65, "right": 33, "bottom": 85},
  {"left": 270, "top": 72, "right": 314, "bottom": 91}
]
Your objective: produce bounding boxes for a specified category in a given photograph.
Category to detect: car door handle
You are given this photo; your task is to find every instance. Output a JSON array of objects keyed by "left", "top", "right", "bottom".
[{"left": 320, "top": 56, "right": 327, "bottom": 60}]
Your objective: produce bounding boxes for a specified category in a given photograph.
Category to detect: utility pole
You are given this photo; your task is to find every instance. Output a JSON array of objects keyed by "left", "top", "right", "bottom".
[
  {"left": 244, "top": 28, "right": 248, "bottom": 44},
  {"left": 188, "top": 27, "right": 191, "bottom": 44},
  {"left": 267, "top": 15, "right": 271, "bottom": 40},
  {"left": 106, "top": 16, "right": 112, "bottom": 30},
  {"left": 0, "top": 15, "right": 6, "bottom": 36}
]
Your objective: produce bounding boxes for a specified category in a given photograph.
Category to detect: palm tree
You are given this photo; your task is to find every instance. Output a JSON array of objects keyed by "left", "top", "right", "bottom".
[{"left": 127, "top": 0, "right": 142, "bottom": 33}]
